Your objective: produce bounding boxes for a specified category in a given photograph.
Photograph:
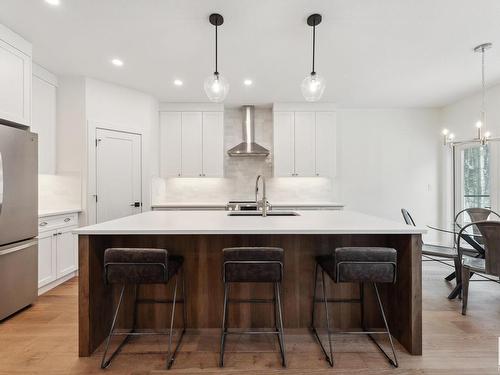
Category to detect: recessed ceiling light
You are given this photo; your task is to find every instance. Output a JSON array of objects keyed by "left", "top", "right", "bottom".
[
  {"left": 45, "top": 0, "right": 60, "bottom": 5},
  {"left": 243, "top": 79, "right": 253, "bottom": 86},
  {"left": 174, "top": 79, "right": 183, "bottom": 86},
  {"left": 111, "top": 58, "right": 124, "bottom": 67}
]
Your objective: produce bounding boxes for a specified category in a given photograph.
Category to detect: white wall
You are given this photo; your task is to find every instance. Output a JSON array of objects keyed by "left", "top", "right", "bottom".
[
  {"left": 56, "top": 77, "right": 158, "bottom": 224},
  {"left": 85, "top": 78, "right": 159, "bottom": 214},
  {"left": 335, "top": 109, "right": 442, "bottom": 243}
]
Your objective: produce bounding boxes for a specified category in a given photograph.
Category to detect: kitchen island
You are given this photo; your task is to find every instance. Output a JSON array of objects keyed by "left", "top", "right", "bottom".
[{"left": 76, "top": 210, "right": 424, "bottom": 358}]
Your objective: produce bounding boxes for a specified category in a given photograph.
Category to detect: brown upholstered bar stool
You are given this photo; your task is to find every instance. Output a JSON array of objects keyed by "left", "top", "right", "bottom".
[
  {"left": 101, "top": 248, "right": 186, "bottom": 370},
  {"left": 219, "top": 247, "right": 286, "bottom": 368},
  {"left": 311, "top": 247, "right": 398, "bottom": 368}
]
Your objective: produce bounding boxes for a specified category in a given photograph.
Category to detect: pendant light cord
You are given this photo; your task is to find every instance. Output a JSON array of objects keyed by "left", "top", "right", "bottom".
[
  {"left": 215, "top": 23, "right": 218, "bottom": 75},
  {"left": 481, "top": 47, "right": 485, "bottom": 124},
  {"left": 312, "top": 23, "right": 316, "bottom": 74}
]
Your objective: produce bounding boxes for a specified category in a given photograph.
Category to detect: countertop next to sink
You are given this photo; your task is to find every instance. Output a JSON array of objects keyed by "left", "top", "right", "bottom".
[
  {"left": 38, "top": 207, "right": 82, "bottom": 217},
  {"left": 74, "top": 210, "right": 424, "bottom": 235},
  {"left": 151, "top": 201, "right": 345, "bottom": 210}
]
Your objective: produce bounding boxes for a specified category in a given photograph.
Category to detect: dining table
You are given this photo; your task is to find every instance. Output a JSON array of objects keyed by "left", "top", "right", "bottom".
[{"left": 427, "top": 224, "right": 484, "bottom": 299}]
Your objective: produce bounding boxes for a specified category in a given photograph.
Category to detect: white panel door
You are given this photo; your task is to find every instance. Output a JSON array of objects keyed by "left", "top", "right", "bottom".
[
  {"left": 38, "top": 231, "right": 56, "bottom": 288},
  {"left": 56, "top": 227, "right": 77, "bottom": 278},
  {"left": 0, "top": 39, "right": 31, "bottom": 125},
  {"left": 202, "top": 112, "right": 224, "bottom": 177},
  {"left": 273, "top": 112, "right": 295, "bottom": 177},
  {"left": 32, "top": 76, "right": 56, "bottom": 174},
  {"left": 96, "top": 128, "right": 142, "bottom": 223},
  {"left": 181, "top": 112, "right": 203, "bottom": 177},
  {"left": 160, "top": 112, "right": 182, "bottom": 177},
  {"left": 315, "top": 112, "right": 336, "bottom": 177},
  {"left": 294, "top": 112, "right": 316, "bottom": 177}
]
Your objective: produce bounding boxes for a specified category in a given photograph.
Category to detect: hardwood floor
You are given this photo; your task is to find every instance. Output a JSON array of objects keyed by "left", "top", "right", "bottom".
[{"left": 0, "top": 261, "right": 499, "bottom": 374}]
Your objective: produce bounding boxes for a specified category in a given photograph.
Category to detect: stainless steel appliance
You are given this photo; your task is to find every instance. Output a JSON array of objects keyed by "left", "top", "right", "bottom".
[
  {"left": 227, "top": 106, "right": 270, "bottom": 157},
  {"left": 0, "top": 122, "right": 38, "bottom": 320}
]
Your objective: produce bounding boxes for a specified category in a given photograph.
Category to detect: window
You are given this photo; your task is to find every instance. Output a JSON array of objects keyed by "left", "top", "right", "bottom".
[{"left": 462, "top": 145, "right": 490, "bottom": 209}]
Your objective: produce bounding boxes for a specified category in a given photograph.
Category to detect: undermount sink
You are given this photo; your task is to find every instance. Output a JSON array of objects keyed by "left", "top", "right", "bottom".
[{"left": 227, "top": 211, "right": 299, "bottom": 217}]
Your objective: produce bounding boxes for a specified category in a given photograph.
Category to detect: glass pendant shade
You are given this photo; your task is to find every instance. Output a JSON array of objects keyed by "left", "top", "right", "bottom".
[
  {"left": 301, "top": 73, "right": 326, "bottom": 102},
  {"left": 204, "top": 73, "right": 229, "bottom": 103}
]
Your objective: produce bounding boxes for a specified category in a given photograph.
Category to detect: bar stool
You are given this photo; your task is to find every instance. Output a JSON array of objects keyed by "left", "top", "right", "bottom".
[
  {"left": 101, "top": 248, "right": 186, "bottom": 370},
  {"left": 311, "top": 247, "right": 398, "bottom": 368},
  {"left": 219, "top": 247, "right": 286, "bottom": 368}
]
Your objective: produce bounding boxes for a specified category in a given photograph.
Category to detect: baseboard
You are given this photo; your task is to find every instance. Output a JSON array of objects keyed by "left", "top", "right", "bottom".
[{"left": 38, "top": 271, "right": 78, "bottom": 296}]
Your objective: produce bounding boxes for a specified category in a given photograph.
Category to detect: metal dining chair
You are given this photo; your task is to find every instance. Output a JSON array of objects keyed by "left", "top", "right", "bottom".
[
  {"left": 401, "top": 209, "right": 459, "bottom": 275},
  {"left": 455, "top": 208, "right": 500, "bottom": 247},
  {"left": 459, "top": 221, "right": 500, "bottom": 315},
  {"left": 454, "top": 208, "right": 500, "bottom": 228}
]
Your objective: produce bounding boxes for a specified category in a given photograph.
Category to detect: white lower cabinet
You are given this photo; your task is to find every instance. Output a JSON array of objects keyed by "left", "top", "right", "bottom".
[
  {"left": 37, "top": 231, "right": 57, "bottom": 287},
  {"left": 38, "top": 212, "right": 79, "bottom": 294}
]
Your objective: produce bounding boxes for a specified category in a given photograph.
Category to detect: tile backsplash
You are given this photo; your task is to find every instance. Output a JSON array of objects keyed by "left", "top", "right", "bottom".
[{"left": 152, "top": 108, "right": 336, "bottom": 204}]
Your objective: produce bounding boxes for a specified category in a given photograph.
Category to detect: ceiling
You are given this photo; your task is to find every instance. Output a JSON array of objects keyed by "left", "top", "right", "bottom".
[{"left": 1, "top": 0, "right": 500, "bottom": 107}]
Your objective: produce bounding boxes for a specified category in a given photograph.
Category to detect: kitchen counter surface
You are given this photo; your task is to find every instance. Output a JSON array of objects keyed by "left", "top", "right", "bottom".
[
  {"left": 74, "top": 209, "right": 424, "bottom": 235},
  {"left": 39, "top": 207, "right": 82, "bottom": 217}
]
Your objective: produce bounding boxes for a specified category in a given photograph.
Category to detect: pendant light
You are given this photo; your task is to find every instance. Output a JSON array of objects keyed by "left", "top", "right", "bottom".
[
  {"left": 204, "top": 13, "right": 229, "bottom": 102},
  {"left": 301, "top": 14, "right": 326, "bottom": 102},
  {"left": 442, "top": 43, "right": 497, "bottom": 146}
]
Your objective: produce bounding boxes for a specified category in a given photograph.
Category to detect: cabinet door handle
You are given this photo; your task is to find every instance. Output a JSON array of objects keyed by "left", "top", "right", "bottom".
[
  {"left": 64, "top": 217, "right": 71, "bottom": 222},
  {"left": 57, "top": 232, "right": 62, "bottom": 236},
  {"left": 39, "top": 221, "right": 48, "bottom": 227}
]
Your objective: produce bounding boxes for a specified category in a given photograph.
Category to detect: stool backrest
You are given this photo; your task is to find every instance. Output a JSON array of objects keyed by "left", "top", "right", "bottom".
[{"left": 458, "top": 221, "right": 500, "bottom": 276}]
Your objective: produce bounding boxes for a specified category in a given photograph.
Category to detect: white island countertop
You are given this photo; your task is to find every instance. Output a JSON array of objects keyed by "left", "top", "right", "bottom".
[{"left": 74, "top": 210, "right": 425, "bottom": 235}]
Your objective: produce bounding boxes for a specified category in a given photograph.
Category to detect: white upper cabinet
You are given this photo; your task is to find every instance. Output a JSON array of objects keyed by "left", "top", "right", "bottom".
[
  {"left": 160, "top": 112, "right": 182, "bottom": 177},
  {"left": 160, "top": 110, "right": 224, "bottom": 178},
  {"left": 181, "top": 112, "right": 203, "bottom": 177},
  {"left": 315, "top": 112, "right": 336, "bottom": 177},
  {"left": 32, "top": 65, "right": 57, "bottom": 174},
  {"left": 202, "top": 112, "right": 224, "bottom": 177},
  {"left": 294, "top": 112, "right": 316, "bottom": 177},
  {"left": 0, "top": 24, "right": 32, "bottom": 126},
  {"left": 273, "top": 112, "right": 295, "bottom": 177},
  {"left": 273, "top": 107, "right": 336, "bottom": 178}
]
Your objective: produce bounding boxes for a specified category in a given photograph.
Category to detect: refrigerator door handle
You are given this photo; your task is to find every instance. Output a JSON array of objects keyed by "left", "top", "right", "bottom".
[
  {"left": 0, "top": 151, "right": 3, "bottom": 214},
  {"left": 0, "top": 239, "right": 38, "bottom": 257}
]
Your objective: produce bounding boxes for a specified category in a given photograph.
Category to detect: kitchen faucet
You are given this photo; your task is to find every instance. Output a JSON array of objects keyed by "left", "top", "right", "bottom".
[{"left": 255, "top": 175, "right": 269, "bottom": 217}]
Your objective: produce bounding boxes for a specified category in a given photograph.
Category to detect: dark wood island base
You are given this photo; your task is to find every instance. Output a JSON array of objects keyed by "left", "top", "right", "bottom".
[{"left": 78, "top": 233, "right": 422, "bottom": 358}]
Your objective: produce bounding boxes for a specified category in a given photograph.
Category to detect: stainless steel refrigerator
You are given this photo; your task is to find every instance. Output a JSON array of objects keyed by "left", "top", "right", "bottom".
[{"left": 0, "top": 122, "right": 38, "bottom": 320}]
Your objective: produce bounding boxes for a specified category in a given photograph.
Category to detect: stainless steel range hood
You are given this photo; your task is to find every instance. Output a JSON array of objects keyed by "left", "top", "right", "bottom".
[{"left": 227, "top": 106, "right": 270, "bottom": 157}]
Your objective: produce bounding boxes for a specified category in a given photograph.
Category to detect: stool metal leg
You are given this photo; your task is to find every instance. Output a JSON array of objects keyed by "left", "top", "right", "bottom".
[
  {"left": 359, "top": 282, "right": 365, "bottom": 330},
  {"left": 368, "top": 283, "right": 398, "bottom": 368},
  {"left": 310, "top": 264, "right": 334, "bottom": 367},
  {"left": 310, "top": 262, "right": 318, "bottom": 329},
  {"left": 275, "top": 282, "right": 287, "bottom": 367},
  {"left": 321, "top": 269, "right": 334, "bottom": 367},
  {"left": 219, "top": 282, "right": 229, "bottom": 367},
  {"left": 101, "top": 285, "right": 127, "bottom": 369},
  {"left": 165, "top": 272, "right": 185, "bottom": 369}
]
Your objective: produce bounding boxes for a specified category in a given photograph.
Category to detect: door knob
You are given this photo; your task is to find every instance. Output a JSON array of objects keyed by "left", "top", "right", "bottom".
[{"left": 130, "top": 202, "right": 142, "bottom": 207}]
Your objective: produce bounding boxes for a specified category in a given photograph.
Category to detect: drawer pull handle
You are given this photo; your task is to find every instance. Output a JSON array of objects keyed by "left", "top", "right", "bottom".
[
  {"left": 39, "top": 221, "right": 48, "bottom": 227},
  {"left": 64, "top": 217, "right": 71, "bottom": 222}
]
